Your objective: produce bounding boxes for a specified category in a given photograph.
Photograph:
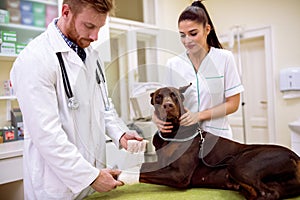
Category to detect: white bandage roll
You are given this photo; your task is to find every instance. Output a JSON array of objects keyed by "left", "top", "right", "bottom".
[{"left": 127, "top": 140, "right": 148, "bottom": 153}]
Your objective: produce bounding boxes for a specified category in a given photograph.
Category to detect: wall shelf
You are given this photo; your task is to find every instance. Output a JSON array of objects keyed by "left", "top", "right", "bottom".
[
  {"left": 0, "top": 23, "right": 46, "bottom": 32},
  {"left": 0, "top": 96, "right": 17, "bottom": 100}
]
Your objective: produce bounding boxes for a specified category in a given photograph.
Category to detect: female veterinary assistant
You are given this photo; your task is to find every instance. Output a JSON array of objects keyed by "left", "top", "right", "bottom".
[
  {"left": 10, "top": 0, "right": 143, "bottom": 199},
  {"left": 157, "top": 1, "right": 244, "bottom": 139}
]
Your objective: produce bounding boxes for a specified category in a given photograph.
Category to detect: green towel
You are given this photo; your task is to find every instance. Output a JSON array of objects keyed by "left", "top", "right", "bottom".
[{"left": 85, "top": 183, "right": 300, "bottom": 200}]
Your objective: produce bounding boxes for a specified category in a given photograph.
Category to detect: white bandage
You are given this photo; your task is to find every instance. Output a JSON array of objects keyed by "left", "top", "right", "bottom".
[
  {"left": 118, "top": 166, "right": 141, "bottom": 185},
  {"left": 118, "top": 142, "right": 147, "bottom": 185},
  {"left": 127, "top": 140, "right": 148, "bottom": 153}
]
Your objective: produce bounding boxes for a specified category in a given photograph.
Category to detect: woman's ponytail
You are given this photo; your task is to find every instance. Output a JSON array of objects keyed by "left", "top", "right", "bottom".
[{"left": 183, "top": 0, "right": 222, "bottom": 49}]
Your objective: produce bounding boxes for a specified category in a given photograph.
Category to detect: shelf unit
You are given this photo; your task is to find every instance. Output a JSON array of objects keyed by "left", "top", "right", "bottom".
[
  {"left": 0, "top": 2, "right": 59, "bottom": 194},
  {"left": 0, "top": 0, "right": 59, "bottom": 123},
  {"left": 0, "top": 53, "right": 17, "bottom": 121}
]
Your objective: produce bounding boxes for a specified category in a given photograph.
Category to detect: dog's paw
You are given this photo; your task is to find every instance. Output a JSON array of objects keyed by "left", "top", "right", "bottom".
[{"left": 118, "top": 166, "right": 140, "bottom": 185}]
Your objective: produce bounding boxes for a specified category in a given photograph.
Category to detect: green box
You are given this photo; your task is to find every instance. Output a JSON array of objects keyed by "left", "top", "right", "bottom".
[
  {"left": 16, "top": 43, "right": 26, "bottom": 54},
  {"left": 0, "top": 30, "right": 17, "bottom": 42},
  {"left": 34, "top": 13, "right": 45, "bottom": 27},
  {"left": 33, "top": 2, "right": 45, "bottom": 15},
  {"left": 0, "top": 9, "right": 10, "bottom": 24},
  {"left": 33, "top": 2, "right": 45, "bottom": 28}
]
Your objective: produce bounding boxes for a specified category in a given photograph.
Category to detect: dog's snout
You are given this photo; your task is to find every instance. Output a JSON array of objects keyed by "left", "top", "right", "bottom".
[{"left": 163, "top": 102, "right": 175, "bottom": 111}]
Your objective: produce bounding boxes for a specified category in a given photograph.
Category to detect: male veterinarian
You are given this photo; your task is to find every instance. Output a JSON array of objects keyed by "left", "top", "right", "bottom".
[{"left": 10, "top": 0, "right": 144, "bottom": 199}]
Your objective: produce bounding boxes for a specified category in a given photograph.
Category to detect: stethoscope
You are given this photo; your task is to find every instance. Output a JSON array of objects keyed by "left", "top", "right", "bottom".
[{"left": 56, "top": 52, "right": 110, "bottom": 111}]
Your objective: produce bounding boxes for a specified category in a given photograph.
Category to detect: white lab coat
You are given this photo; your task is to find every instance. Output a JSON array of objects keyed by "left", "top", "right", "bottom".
[
  {"left": 10, "top": 19, "right": 129, "bottom": 199},
  {"left": 164, "top": 47, "right": 244, "bottom": 139}
]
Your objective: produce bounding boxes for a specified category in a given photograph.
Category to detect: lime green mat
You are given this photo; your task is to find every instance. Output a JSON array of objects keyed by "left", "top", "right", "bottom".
[{"left": 85, "top": 183, "right": 300, "bottom": 200}]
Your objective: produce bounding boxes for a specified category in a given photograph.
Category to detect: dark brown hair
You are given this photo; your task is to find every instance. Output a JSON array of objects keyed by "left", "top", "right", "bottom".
[
  {"left": 63, "top": 0, "right": 115, "bottom": 15},
  {"left": 178, "top": 0, "right": 222, "bottom": 49}
]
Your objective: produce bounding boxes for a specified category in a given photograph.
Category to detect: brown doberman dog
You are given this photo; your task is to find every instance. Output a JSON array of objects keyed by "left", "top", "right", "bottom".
[{"left": 139, "top": 84, "right": 300, "bottom": 200}]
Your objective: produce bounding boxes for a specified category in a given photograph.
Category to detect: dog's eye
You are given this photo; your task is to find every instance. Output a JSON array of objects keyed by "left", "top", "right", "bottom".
[
  {"left": 170, "top": 92, "right": 179, "bottom": 103},
  {"left": 155, "top": 94, "right": 163, "bottom": 104}
]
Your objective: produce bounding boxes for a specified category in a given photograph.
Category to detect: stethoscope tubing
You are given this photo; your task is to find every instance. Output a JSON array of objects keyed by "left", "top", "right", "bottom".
[
  {"left": 56, "top": 52, "right": 74, "bottom": 99},
  {"left": 56, "top": 52, "right": 110, "bottom": 110}
]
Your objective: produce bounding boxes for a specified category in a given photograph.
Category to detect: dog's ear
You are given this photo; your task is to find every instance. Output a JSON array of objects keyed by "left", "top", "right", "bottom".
[
  {"left": 179, "top": 83, "right": 192, "bottom": 93},
  {"left": 150, "top": 92, "right": 155, "bottom": 105}
]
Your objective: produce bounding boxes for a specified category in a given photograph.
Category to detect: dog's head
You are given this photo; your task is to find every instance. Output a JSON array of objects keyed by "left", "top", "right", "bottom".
[{"left": 150, "top": 83, "right": 191, "bottom": 130}]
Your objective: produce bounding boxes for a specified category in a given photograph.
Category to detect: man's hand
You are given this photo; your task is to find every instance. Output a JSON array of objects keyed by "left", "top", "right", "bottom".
[
  {"left": 119, "top": 131, "right": 143, "bottom": 150},
  {"left": 91, "top": 169, "right": 123, "bottom": 192}
]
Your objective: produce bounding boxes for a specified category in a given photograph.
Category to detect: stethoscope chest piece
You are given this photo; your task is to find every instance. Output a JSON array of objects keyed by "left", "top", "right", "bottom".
[
  {"left": 56, "top": 51, "right": 109, "bottom": 111},
  {"left": 68, "top": 97, "right": 79, "bottom": 110}
]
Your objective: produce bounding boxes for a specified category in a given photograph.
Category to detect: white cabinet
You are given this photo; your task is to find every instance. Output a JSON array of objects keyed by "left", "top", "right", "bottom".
[{"left": 0, "top": 140, "right": 23, "bottom": 184}]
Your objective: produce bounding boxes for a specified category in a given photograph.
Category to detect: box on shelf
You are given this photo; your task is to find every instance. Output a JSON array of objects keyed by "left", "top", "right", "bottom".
[
  {"left": 0, "top": 31, "right": 17, "bottom": 54},
  {"left": 3, "top": 80, "right": 13, "bottom": 96},
  {"left": 33, "top": 2, "right": 46, "bottom": 27},
  {"left": 11, "top": 108, "right": 24, "bottom": 140},
  {"left": 7, "top": 8, "right": 21, "bottom": 24},
  {"left": 0, "top": 30, "right": 17, "bottom": 42},
  {"left": 1, "top": 126, "right": 18, "bottom": 142},
  {"left": 0, "top": 9, "right": 10, "bottom": 24},
  {"left": 34, "top": 14, "right": 45, "bottom": 27},
  {"left": 46, "top": 5, "right": 58, "bottom": 27},
  {"left": 16, "top": 43, "right": 26, "bottom": 54},
  {"left": 20, "top": 1, "right": 33, "bottom": 12},
  {"left": 11, "top": 108, "right": 23, "bottom": 128},
  {"left": 33, "top": 2, "right": 46, "bottom": 15},
  {"left": 21, "top": 11, "right": 34, "bottom": 26},
  {"left": 0, "top": 42, "right": 16, "bottom": 54},
  {"left": 16, "top": 127, "right": 24, "bottom": 140},
  {"left": 5, "top": 0, "right": 21, "bottom": 10}
]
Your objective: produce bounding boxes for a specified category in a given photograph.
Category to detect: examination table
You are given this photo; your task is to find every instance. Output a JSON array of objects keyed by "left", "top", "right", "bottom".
[{"left": 85, "top": 183, "right": 300, "bottom": 200}]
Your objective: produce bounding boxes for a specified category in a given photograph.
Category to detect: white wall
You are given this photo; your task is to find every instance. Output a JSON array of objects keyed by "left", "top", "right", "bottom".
[
  {"left": 155, "top": 0, "right": 192, "bottom": 81},
  {"left": 156, "top": 0, "right": 300, "bottom": 147},
  {"left": 203, "top": 0, "right": 300, "bottom": 146}
]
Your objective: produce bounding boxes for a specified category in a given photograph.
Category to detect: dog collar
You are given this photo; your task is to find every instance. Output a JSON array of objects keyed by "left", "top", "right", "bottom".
[{"left": 158, "top": 126, "right": 204, "bottom": 143}]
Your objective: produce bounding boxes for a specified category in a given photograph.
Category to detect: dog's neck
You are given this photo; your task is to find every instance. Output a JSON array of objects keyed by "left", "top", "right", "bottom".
[{"left": 160, "top": 118, "right": 199, "bottom": 140}]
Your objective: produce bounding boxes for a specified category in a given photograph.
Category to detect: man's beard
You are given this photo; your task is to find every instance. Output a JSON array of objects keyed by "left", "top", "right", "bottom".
[{"left": 66, "top": 17, "right": 91, "bottom": 48}]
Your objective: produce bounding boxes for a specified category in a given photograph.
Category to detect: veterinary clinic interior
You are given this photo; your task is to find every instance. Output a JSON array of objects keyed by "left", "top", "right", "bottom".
[{"left": 0, "top": 0, "right": 300, "bottom": 199}]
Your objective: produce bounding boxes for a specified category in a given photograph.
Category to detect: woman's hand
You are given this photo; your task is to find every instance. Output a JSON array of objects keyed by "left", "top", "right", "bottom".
[
  {"left": 179, "top": 109, "right": 200, "bottom": 126},
  {"left": 152, "top": 113, "right": 173, "bottom": 133}
]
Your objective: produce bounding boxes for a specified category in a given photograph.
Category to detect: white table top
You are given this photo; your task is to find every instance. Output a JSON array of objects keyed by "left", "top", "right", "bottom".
[{"left": 0, "top": 140, "right": 23, "bottom": 160}]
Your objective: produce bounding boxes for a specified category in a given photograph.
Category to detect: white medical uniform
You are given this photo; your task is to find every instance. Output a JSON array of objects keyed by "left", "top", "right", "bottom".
[
  {"left": 10, "top": 19, "right": 129, "bottom": 199},
  {"left": 164, "top": 47, "right": 244, "bottom": 139}
]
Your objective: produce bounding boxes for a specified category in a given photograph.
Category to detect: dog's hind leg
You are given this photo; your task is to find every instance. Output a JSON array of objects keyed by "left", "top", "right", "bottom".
[
  {"left": 263, "top": 159, "right": 300, "bottom": 199},
  {"left": 227, "top": 148, "right": 300, "bottom": 200},
  {"left": 228, "top": 167, "right": 280, "bottom": 200},
  {"left": 226, "top": 152, "right": 280, "bottom": 199}
]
